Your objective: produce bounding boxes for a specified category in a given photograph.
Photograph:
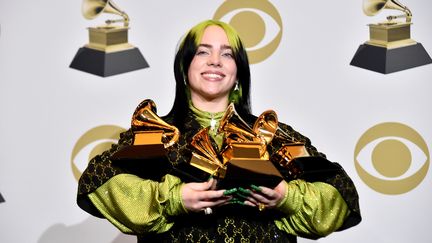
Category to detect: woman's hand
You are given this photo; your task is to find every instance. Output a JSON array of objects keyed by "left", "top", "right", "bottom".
[
  {"left": 181, "top": 178, "right": 230, "bottom": 213},
  {"left": 248, "top": 180, "right": 287, "bottom": 210}
]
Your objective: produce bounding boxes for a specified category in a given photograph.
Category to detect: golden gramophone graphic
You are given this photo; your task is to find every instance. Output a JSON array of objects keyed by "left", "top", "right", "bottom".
[
  {"left": 350, "top": 0, "right": 431, "bottom": 73},
  {"left": 70, "top": 0, "right": 149, "bottom": 77},
  {"left": 112, "top": 99, "right": 179, "bottom": 160}
]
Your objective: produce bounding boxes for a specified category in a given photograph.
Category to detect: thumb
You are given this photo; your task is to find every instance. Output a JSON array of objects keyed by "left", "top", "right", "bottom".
[{"left": 188, "top": 178, "right": 214, "bottom": 191}]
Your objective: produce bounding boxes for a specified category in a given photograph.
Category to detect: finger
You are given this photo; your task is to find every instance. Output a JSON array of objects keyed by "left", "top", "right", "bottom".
[
  {"left": 198, "top": 189, "right": 228, "bottom": 201},
  {"left": 198, "top": 197, "right": 231, "bottom": 209},
  {"left": 188, "top": 179, "right": 215, "bottom": 191},
  {"left": 258, "top": 187, "right": 280, "bottom": 200},
  {"left": 249, "top": 191, "right": 271, "bottom": 204},
  {"left": 209, "top": 178, "right": 218, "bottom": 190},
  {"left": 227, "top": 198, "right": 255, "bottom": 207},
  {"left": 250, "top": 184, "right": 280, "bottom": 200}
]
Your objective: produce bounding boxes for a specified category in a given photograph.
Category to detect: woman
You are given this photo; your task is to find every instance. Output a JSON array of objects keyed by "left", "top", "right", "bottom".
[{"left": 77, "top": 20, "right": 361, "bottom": 242}]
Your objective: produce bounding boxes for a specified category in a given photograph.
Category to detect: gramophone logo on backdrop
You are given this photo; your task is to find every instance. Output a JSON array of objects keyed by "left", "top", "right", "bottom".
[
  {"left": 70, "top": 125, "right": 126, "bottom": 181},
  {"left": 213, "top": 0, "right": 283, "bottom": 64},
  {"left": 70, "top": 0, "right": 149, "bottom": 77},
  {"left": 350, "top": 0, "right": 432, "bottom": 74},
  {"left": 354, "top": 122, "right": 430, "bottom": 194}
]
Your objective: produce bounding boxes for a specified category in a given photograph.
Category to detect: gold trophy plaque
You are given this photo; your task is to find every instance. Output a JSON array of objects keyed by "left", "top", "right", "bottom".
[
  {"left": 350, "top": 0, "right": 431, "bottom": 73},
  {"left": 70, "top": 0, "right": 149, "bottom": 77}
]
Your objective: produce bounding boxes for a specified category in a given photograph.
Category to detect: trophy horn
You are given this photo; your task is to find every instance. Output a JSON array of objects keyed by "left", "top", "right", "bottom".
[
  {"left": 252, "top": 110, "right": 278, "bottom": 145},
  {"left": 82, "top": 0, "right": 130, "bottom": 26},
  {"left": 218, "top": 103, "right": 259, "bottom": 143},
  {"left": 363, "top": 0, "right": 412, "bottom": 22},
  {"left": 190, "top": 127, "right": 225, "bottom": 177},
  {"left": 252, "top": 109, "right": 299, "bottom": 145},
  {"left": 131, "top": 99, "right": 180, "bottom": 148}
]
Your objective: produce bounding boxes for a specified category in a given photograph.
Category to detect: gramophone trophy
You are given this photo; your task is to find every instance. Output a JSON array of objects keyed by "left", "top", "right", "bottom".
[
  {"left": 70, "top": 0, "right": 149, "bottom": 77},
  {"left": 350, "top": 0, "right": 432, "bottom": 73},
  {"left": 112, "top": 99, "right": 180, "bottom": 160}
]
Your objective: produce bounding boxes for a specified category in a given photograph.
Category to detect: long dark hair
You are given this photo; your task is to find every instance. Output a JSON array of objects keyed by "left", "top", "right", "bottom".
[{"left": 167, "top": 20, "right": 252, "bottom": 128}]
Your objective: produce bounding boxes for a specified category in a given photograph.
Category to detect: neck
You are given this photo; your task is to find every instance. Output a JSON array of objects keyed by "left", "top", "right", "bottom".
[{"left": 191, "top": 95, "right": 229, "bottom": 113}]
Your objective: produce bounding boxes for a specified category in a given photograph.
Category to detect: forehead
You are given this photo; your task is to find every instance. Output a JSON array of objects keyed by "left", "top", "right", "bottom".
[{"left": 199, "top": 25, "right": 230, "bottom": 45}]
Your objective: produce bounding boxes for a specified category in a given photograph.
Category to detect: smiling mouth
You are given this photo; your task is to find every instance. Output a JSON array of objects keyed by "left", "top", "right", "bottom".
[{"left": 202, "top": 72, "right": 225, "bottom": 80}]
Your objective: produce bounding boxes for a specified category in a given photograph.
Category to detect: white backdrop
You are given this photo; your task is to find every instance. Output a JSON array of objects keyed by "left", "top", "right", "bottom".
[{"left": 1, "top": 1, "right": 431, "bottom": 242}]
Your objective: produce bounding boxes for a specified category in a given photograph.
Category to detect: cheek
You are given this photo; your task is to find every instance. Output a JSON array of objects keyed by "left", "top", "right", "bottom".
[
  {"left": 228, "top": 65, "right": 238, "bottom": 81},
  {"left": 188, "top": 59, "right": 203, "bottom": 79}
]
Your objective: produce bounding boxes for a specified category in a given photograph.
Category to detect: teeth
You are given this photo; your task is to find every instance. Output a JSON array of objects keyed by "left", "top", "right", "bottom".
[{"left": 203, "top": 73, "right": 223, "bottom": 79}]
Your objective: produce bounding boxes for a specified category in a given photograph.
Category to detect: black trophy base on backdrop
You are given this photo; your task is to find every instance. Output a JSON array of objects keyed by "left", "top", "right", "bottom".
[
  {"left": 70, "top": 47, "right": 149, "bottom": 77},
  {"left": 350, "top": 43, "right": 432, "bottom": 74}
]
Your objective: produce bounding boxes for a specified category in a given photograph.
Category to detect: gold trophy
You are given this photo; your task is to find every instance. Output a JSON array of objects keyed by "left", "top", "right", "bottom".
[
  {"left": 70, "top": 0, "right": 148, "bottom": 77},
  {"left": 350, "top": 0, "right": 431, "bottom": 73},
  {"left": 112, "top": 99, "right": 180, "bottom": 160}
]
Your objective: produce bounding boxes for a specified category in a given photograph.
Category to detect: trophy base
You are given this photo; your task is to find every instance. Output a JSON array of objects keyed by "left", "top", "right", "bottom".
[
  {"left": 219, "top": 159, "right": 283, "bottom": 189},
  {"left": 111, "top": 144, "right": 166, "bottom": 161},
  {"left": 350, "top": 43, "right": 432, "bottom": 74},
  {"left": 110, "top": 144, "right": 170, "bottom": 180},
  {"left": 70, "top": 47, "right": 149, "bottom": 77}
]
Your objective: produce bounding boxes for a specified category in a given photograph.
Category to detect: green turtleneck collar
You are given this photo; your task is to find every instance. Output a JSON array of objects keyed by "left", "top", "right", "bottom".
[{"left": 189, "top": 102, "right": 225, "bottom": 149}]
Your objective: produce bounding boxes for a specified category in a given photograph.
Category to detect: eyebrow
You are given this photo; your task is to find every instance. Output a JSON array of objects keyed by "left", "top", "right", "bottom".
[{"left": 198, "top": 43, "right": 232, "bottom": 51}]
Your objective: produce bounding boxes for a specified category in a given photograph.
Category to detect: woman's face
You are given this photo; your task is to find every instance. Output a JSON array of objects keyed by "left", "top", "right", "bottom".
[{"left": 187, "top": 25, "right": 238, "bottom": 106}]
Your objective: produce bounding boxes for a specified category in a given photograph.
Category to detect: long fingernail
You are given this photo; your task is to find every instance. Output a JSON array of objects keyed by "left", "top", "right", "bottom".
[
  {"left": 238, "top": 187, "right": 251, "bottom": 195},
  {"left": 229, "top": 198, "right": 245, "bottom": 205},
  {"left": 250, "top": 184, "right": 262, "bottom": 192},
  {"left": 223, "top": 188, "right": 238, "bottom": 196}
]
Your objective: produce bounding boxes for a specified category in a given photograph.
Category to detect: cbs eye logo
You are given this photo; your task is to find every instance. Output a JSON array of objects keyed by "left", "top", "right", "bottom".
[
  {"left": 354, "top": 122, "right": 430, "bottom": 195},
  {"left": 71, "top": 125, "right": 126, "bottom": 181},
  {"left": 214, "top": 0, "right": 283, "bottom": 64}
]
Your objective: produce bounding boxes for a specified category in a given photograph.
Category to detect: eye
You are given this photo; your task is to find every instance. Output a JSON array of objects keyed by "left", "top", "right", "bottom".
[
  {"left": 354, "top": 122, "right": 430, "bottom": 195},
  {"left": 196, "top": 48, "right": 210, "bottom": 56},
  {"left": 222, "top": 50, "right": 234, "bottom": 58},
  {"left": 214, "top": 0, "right": 283, "bottom": 64},
  {"left": 70, "top": 125, "right": 126, "bottom": 182}
]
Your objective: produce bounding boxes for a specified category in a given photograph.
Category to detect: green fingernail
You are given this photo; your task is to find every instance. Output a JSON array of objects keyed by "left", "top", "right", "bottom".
[
  {"left": 250, "top": 184, "right": 262, "bottom": 192},
  {"left": 238, "top": 187, "right": 251, "bottom": 195},
  {"left": 223, "top": 188, "right": 238, "bottom": 196},
  {"left": 229, "top": 198, "right": 245, "bottom": 205}
]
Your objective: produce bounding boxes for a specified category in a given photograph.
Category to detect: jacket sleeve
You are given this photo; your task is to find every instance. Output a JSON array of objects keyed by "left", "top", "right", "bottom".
[
  {"left": 274, "top": 180, "right": 350, "bottom": 239},
  {"left": 77, "top": 129, "right": 134, "bottom": 217},
  {"left": 88, "top": 173, "right": 187, "bottom": 234},
  {"left": 271, "top": 122, "right": 362, "bottom": 235}
]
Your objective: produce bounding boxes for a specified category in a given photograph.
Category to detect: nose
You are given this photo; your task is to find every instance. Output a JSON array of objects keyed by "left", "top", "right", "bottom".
[{"left": 207, "top": 53, "right": 222, "bottom": 67}]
